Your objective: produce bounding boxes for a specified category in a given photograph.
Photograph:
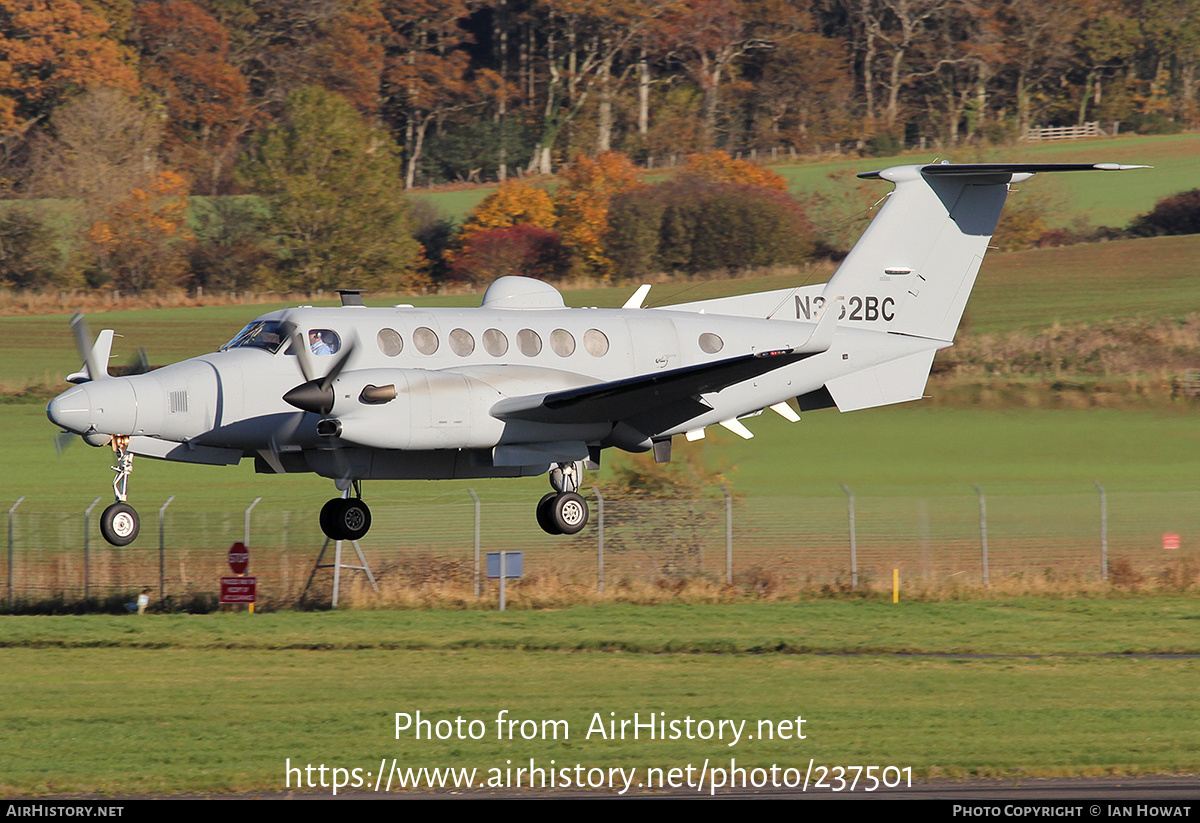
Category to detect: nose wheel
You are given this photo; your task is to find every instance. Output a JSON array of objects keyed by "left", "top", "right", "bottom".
[
  {"left": 100, "top": 501, "right": 140, "bottom": 546},
  {"left": 99, "top": 436, "right": 141, "bottom": 546}
]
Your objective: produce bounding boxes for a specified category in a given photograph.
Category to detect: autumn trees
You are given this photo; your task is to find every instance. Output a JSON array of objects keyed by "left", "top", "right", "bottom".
[
  {"left": 0, "top": 0, "right": 1197, "bottom": 294},
  {"left": 450, "top": 150, "right": 816, "bottom": 283}
]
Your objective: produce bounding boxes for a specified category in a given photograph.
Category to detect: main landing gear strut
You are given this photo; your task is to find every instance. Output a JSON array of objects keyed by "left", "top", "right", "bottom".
[
  {"left": 99, "top": 436, "right": 140, "bottom": 547},
  {"left": 536, "top": 461, "right": 589, "bottom": 536},
  {"left": 319, "top": 480, "right": 372, "bottom": 541}
]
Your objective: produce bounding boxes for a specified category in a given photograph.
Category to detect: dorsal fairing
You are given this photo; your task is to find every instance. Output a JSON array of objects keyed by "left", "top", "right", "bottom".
[{"left": 481, "top": 276, "right": 566, "bottom": 309}]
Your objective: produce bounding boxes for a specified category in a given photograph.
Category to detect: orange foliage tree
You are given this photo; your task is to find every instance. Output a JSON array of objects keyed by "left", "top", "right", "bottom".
[
  {"left": 87, "top": 170, "right": 192, "bottom": 292},
  {"left": 135, "top": 0, "right": 253, "bottom": 194},
  {"left": 0, "top": 0, "right": 139, "bottom": 133},
  {"left": 679, "top": 151, "right": 788, "bottom": 192},
  {"left": 552, "top": 151, "right": 644, "bottom": 277},
  {"left": 456, "top": 180, "right": 557, "bottom": 250}
]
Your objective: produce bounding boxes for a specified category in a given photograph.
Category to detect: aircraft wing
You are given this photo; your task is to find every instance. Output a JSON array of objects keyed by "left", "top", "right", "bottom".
[{"left": 490, "top": 347, "right": 811, "bottom": 426}]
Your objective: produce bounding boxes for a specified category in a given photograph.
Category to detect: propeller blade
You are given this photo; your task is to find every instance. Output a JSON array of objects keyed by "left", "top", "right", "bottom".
[
  {"left": 262, "top": 411, "right": 307, "bottom": 473},
  {"left": 68, "top": 311, "right": 113, "bottom": 382},
  {"left": 279, "top": 312, "right": 317, "bottom": 383},
  {"left": 54, "top": 430, "right": 76, "bottom": 455},
  {"left": 128, "top": 347, "right": 150, "bottom": 376},
  {"left": 280, "top": 320, "right": 357, "bottom": 416},
  {"left": 318, "top": 331, "right": 358, "bottom": 392},
  {"left": 69, "top": 311, "right": 100, "bottom": 382}
]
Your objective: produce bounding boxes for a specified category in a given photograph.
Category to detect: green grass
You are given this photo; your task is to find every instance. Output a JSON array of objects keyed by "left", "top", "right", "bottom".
[
  {"left": 2, "top": 601, "right": 1199, "bottom": 794},
  {"left": 8, "top": 398, "right": 1200, "bottom": 514},
  {"left": 4, "top": 600, "right": 1199, "bottom": 654}
]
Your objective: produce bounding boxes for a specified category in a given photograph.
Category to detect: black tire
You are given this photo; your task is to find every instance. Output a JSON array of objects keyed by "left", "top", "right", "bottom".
[
  {"left": 552, "top": 492, "right": 589, "bottom": 535},
  {"left": 338, "top": 498, "right": 372, "bottom": 541},
  {"left": 321, "top": 497, "right": 371, "bottom": 541},
  {"left": 535, "top": 492, "right": 562, "bottom": 535},
  {"left": 319, "top": 498, "right": 345, "bottom": 541},
  {"left": 100, "top": 502, "right": 140, "bottom": 546}
]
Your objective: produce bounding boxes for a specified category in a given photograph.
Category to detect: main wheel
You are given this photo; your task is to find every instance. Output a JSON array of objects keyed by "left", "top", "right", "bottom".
[
  {"left": 552, "top": 492, "right": 589, "bottom": 535},
  {"left": 320, "top": 497, "right": 372, "bottom": 541},
  {"left": 338, "top": 498, "right": 372, "bottom": 541},
  {"left": 319, "top": 498, "right": 344, "bottom": 540},
  {"left": 535, "top": 493, "right": 562, "bottom": 535},
  {"left": 100, "top": 502, "right": 140, "bottom": 546}
]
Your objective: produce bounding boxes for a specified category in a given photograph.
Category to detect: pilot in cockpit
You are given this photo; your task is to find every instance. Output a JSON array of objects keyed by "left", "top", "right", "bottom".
[{"left": 309, "top": 330, "right": 334, "bottom": 355}]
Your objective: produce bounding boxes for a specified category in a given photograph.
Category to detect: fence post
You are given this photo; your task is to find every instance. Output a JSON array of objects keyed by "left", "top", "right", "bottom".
[
  {"left": 8, "top": 496, "right": 24, "bottom": 609},
  {"left": 722, "top": 486, "right": 733, "bottom": 584},
  {"left": 840, "top": 484, "right": 857, "bottom": 589},
  {"left": 592, "top": 486, "right": 605, "bottom": 593},
  {"left": 84, "top": 498, "right": 101, "bottom": 601},
  {"left": 1095, "top": 481, "right": 1107, "bottom": 581},
  {"left": 244, "top": 496, "right": 261, "bottom": 546},
  {"left": 468, "top": 489, "right": 480, "bottom": 597},
  {"left": 974, "top": 484, "right": 989, "bottom": 586},
  {"left": 158, "top": 496, "right": 175, "bottom": 602}
]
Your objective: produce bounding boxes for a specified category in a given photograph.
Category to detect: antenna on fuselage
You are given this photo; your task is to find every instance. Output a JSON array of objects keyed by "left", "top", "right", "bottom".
[{"left": 336, "top": 289, "right": 365, "bottom": 307}]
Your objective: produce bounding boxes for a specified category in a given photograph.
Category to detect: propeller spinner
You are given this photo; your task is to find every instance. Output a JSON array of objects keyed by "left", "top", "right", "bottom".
[{"left": 280, "top": 315, "right": 357, "bottom": 416}]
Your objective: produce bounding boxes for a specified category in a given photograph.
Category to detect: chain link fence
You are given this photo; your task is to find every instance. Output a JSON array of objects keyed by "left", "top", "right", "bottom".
[{"left": 4, "top": 486, "right": 1199, "bottom": 609}]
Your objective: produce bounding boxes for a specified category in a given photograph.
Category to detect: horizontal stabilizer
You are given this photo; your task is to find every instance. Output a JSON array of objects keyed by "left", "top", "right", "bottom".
[
  {"left": 858, "top": 162, "right": 1150, "bottom": 180},
  {"left": 824, "top": 347, "right": 937, "bottom": 412}
]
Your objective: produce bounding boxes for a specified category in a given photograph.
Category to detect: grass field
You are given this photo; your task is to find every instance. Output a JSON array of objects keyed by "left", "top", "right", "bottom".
[
  {"left": 2, "top": 600, "right": 1198, "bottom": 795},
  {"left": 7, "top": 393, "right": 1200, "bottom": 514}
]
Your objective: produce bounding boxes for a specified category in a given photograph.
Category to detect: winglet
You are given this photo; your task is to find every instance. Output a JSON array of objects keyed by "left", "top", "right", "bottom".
[{"left": 622, "top": 284, "right": 651, "bottom": 309}]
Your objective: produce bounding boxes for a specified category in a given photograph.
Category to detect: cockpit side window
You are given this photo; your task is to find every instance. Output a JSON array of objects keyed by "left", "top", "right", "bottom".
[
  {"left": 307, "top": 329, "right": 341, "bottom": 355},
  {"left": 220, "top": 320, "right": 286, "bottom": 353}
]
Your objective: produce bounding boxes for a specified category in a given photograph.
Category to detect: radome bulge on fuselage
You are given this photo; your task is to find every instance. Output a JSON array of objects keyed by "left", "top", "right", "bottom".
[{"left": 47, "top": 161, "right": 1146, "bottom": 546}]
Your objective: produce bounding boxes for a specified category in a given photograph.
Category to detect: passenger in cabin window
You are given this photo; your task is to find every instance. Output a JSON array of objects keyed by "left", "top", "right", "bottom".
[{"left": 309, "top": 330, "right": 334, "bottom": 355}]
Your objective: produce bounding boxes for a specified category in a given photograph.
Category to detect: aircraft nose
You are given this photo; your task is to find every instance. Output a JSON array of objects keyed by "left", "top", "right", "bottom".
[
  {"left": 47, "top": 386, "right": 92, "bottom": 434},
  {"left": 46, "top": 380, "right": 138, "bottom": 436}
]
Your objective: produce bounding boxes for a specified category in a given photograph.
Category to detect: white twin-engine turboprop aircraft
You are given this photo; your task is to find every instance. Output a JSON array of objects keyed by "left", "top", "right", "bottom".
[{"left": 48, "top": 162, "right": 1144, "bottom": 546}]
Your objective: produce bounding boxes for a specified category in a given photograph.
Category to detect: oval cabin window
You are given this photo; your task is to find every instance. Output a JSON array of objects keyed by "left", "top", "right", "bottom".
[
  {"left": 483, "top": 328, "right": 508, "bottom": 356},
  {"left": 517, "top": 329, "right": 542, "bottom": 356},
  {"left": 449, "top": 328, "right": 475, "bottom": 356},
  {"left": 414, "top": 327, "right": 439, "bottom": 355},
  {"left": 699, "top": 332, "right": 724, "bottom": 354},
  {"left": 377, "top": 328, "right": 403, "bottom": 357},
  {"left": 550, "top": 329, "right": 576, "bottom": 356}
]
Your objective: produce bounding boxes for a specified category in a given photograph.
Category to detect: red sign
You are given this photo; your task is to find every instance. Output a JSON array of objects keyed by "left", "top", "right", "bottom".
[
  {"left": 1163, "top": 533, "right": 1181, "bottom": 551},
  {"left": 220, "top": 576, "right": 256, "bottom": 604},
  {"left": 228, "top": 541, "right": 249, "bottom": 574}
]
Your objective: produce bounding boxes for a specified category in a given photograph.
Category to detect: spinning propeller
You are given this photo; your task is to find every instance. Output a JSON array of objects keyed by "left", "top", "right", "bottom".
[
  {"left": 55, "top": 311, "right": 151, "bottom": 453},
  {"left": 279, "top": 313, "right": 358, "bottom": 416}
]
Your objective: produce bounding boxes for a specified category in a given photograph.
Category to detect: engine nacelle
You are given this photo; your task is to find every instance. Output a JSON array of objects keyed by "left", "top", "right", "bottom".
[{"left": 326, "top": 368, "right": 506, "bottom": 450}]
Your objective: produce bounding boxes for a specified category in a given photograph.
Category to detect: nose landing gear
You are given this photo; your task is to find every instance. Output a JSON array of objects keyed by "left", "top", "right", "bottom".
[
  {"left": 99, "top": 436, "right": 140, "bottom": 546},
  {"left": 536, "top": 461, "right": 589, "bottom": 536}
]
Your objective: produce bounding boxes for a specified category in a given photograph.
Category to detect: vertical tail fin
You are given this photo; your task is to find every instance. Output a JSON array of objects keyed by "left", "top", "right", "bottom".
[{"left": 823, "top": 163, "right": 1146, "bottom": 343}]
